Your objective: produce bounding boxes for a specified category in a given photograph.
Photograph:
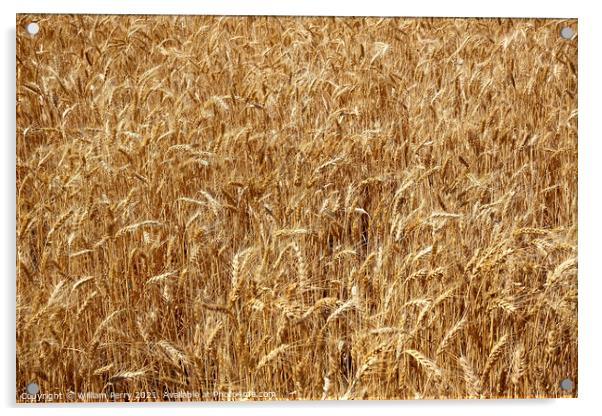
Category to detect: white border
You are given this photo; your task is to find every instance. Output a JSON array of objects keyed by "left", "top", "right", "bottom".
[
  {"left": 3, "top": 1, "right": 601, "bottom": 416},
  {"left": 9, "top": 0, "right": 583, "bottom": 17}
]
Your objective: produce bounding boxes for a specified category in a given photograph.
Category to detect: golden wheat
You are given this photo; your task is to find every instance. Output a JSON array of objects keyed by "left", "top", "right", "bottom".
[{"left": 16, "top": 14, "right": 577, "bottom": 401}]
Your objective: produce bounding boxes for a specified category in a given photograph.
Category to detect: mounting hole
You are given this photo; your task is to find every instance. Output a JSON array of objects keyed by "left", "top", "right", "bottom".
[
  {"left": 26, "top": 382, "right": 39, "bottom": 395},
  {"left": 560, "top": 27, "right": 574, "bottom": 40},
  {"left": 560, "top": 378, "right": 574, "bottom": 391},
  {"left": 25, "top": 22, "right": 40, "bottom": 36}
]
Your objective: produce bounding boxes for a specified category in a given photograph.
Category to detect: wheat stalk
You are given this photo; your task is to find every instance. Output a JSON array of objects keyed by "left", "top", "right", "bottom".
[
  {"left": 108, "top": 370, "right": 147, "bottom": 383},
  {"left": 256, "top": 344, "right": 290, "bottom": 370},
  {"left": 404, "top": 349, "right": 442, "bottom": 379},
  {"left": 436, "top": 316, "right": 466, "bottom": 356},
  {"left": 458, "top": 356, "right": 481, "bottom": 399},
  {"left": 482, "top": 334, "right": 509, "bottom": 383}
]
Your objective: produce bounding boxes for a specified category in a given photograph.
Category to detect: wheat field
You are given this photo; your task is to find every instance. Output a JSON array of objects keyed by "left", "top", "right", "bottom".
[{"left": 16, "top": 15, "right": 577, "bottom": 401}]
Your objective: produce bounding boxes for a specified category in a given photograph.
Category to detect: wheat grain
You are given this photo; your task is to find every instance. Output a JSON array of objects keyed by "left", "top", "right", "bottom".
[
  {"left": 436, "top": 316, "right": 466, "bottom": 356},
  {"left": 256, "top": 344, "right": 290, "bottom": 370},
  {"left": 108, "top": 370, "right": 147, "bottom": 383},
  {"left": 458, "top": 356, "right": 481, "bottom": 399},
  {"left": 404, "top": 350, "right": 442, "bottom": 379},
  {"left": 482, "top": 334, "right": 509, "bottom": 383}
]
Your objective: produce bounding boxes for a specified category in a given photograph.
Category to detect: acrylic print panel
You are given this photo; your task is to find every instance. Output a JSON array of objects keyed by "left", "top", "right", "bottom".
[{"left": 16, "top": 14, "right": 577, "bottom": 402}]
